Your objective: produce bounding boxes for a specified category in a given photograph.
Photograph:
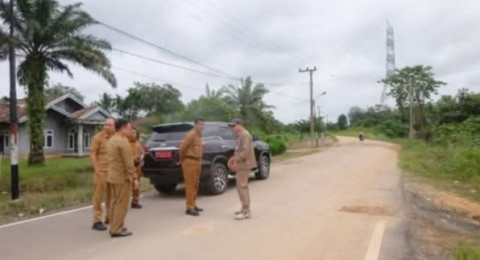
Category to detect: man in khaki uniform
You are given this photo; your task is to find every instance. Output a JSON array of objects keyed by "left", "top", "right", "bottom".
[
  {"left": 179, "top": 118, "right": 205, "bottom": 216},
  {"left": 107, "top": 119, "right": 139, "bottom": 237},
  {"left": 228, "top": 118, "right": 257, "bottom": 220},
  {"left": 90, "top": 117, "right": 115, "bottom": 231},
  {"left": 129, "top": 127, "right": 144, "bottom": 209}
]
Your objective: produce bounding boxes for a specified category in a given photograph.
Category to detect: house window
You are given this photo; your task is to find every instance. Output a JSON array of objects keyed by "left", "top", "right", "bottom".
[
  {"left": 4, "top": 134, "right": 8, "bottom": 147},
  {"left": 84, "top": 132, "right": 91, "bottom": 149},
  {"left": 44, "top": 130, "right": 54, "bottom": 148},
  {"left": 68, "top": 129, "right": 76, "bottom": 150}
]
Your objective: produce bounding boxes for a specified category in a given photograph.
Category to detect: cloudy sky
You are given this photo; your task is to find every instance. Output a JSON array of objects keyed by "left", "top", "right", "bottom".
[{"left": 1, "top": 0, "right": 479, "bottom": 123}]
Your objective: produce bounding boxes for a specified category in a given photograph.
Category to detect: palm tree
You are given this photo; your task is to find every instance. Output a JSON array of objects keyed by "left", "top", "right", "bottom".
[
  {"left": 221, "top": 77, "right": 273, "bottom": 128},
  {"left": 98, "top": 93, "right": 116, "bottom": 114},
  {"left": 205, "top": 84, "right": 222, "bottom": 99},
  {"left": 0, "top": 0, "right": 116, "bottom": 165}
]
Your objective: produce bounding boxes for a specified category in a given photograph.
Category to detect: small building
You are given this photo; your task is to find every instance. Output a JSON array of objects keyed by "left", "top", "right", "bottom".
[{"left": 0, "top": 93, "right": 110, "bottom": 157}]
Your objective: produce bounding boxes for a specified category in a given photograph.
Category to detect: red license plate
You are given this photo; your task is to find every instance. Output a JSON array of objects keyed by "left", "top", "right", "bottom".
[{"left": 155, "top": 151, "right": 172, "bottom": 159}]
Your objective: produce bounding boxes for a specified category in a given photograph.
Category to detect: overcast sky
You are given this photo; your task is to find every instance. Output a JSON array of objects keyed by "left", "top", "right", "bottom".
[{"left": 1, "top": 0, "right": 480, "bottom": 123}]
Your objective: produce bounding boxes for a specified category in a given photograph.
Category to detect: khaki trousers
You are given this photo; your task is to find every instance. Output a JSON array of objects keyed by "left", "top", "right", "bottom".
[
  {"left": 182, "top": 159, "right": 201, "bottom": 210},
  {"left": 107, "top": 182, "right": 131, "bottom": 234},
  {"left": 92, "top": 171, "right": 110, "bottom": 223},
  {"left": 132, "top": 167, "right": 142, "bottom": 202},
  {"left": 236, "top": 169, "right": 250, "bottom": 212}
]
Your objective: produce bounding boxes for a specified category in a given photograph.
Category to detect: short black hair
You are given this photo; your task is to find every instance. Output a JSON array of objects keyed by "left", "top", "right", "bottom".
[
  {"left": 194, "top": 118, "right": 205, "bottom": 124},
  {"left": 115, "top": 119, "right": 130, "bottom": 131}
]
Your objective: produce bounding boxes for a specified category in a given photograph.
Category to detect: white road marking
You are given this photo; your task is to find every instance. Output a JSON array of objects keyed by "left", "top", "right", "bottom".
[
  {"left": 363, "top": 220, "right": 387, "bottom": 260},
  {"left": 0, "top": 204, "right": 93, "bottom": 230},
  {"left": 0, "top": 195, "right": 145, "bottom": 230}
]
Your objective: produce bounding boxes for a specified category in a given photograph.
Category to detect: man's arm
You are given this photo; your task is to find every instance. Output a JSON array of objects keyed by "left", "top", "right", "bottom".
[
  {"left": 235, "top": 133, "right": 250, "bottom": 162},
  {"left": 120, "top": 139, "right": 136, "bottom": 181},
  {"left": 90, "top": 135, "right": 100, "bottom": 174},
  {"left": 179, "top": 132, "right": 194, "bottom": 161}
]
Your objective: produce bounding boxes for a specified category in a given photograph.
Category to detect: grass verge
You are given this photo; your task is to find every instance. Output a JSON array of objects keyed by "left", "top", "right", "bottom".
[{"left": 0, "top": 158, "right": 152, "bottom": 223}]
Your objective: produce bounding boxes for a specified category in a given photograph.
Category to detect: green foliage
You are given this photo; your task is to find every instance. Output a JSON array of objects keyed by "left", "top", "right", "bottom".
[
  {"left": 221, "top": 77, "right": 275, "bottom": 132},
  {"left": 0, "top": 158, "right": 92, "bottom": 192},
  {"left": 116, "top": 82, "right": 183, "bottom": 121},
  {"left": 0, "top": 0, "right": 116, "bottom": 165},
  {"left": 455, "top": 243, "right": 480, "bottom": 260},
  {"left": 375, "top": 119, "right": 409, "bottom": 138},
  {"left": 380, "top": 65, "right": 445, "bottom": 132},
  {"left": 44, "top": 83, "right": 84, "bottom": 101},
  {"left": 337, "top": 114, "right": 348, "bottom": 130},
  {"left": 433, "top": 117, "right": 480, "bottom": 146},
  {"left": 182, "top": 90, "right": 237, "bottom": 122},
  {"left": 265, "top": 136, "right": 287, "bottom": 155}
]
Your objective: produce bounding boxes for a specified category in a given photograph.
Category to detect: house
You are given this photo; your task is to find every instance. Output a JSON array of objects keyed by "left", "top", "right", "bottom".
[{"left": 0, "top": 93, "right": 110, "bottom": 157}]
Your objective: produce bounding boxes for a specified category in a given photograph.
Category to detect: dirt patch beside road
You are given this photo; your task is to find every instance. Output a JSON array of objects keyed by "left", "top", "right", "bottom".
[{"left": 403, "top": 174, "right": 480, "bottom": 259}]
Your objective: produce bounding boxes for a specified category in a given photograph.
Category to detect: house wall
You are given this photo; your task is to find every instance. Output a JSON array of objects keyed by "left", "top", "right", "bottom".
[{"left": 55, "top": 99, "right": 84, "bottom": 114}]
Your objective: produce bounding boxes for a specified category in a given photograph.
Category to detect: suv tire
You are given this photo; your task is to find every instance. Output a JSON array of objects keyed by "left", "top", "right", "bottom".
[
  {"left": 255, "top": 154, "right": 270, "bottom": 180},
  {"left": 154, "top": 183, "right": 177, "bottom": 195},
  {"left": 204, "top": 162, "right": 229, "bottom": 195}
]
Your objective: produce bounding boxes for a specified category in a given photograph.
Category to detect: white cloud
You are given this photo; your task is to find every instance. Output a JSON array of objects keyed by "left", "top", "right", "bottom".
[{"left": 1, "top": 0, "right": 480, "bottom": 123}]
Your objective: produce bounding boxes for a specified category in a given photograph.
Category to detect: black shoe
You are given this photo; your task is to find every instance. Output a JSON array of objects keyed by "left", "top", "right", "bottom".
[
  {"left": 110, "top": 230, "right": 133, "bottom": 238},
  {"left": 194, "top": 206, "right": 204, "bottom": 212},
  {"left": 131, "top": 202, "right": 143, "bottom": 209},
  {"left": 185, "top": 209, "right": 200, "bottom": 216},
  {"left": 92, "top": 222, "right": 108, "bottom": 231}
]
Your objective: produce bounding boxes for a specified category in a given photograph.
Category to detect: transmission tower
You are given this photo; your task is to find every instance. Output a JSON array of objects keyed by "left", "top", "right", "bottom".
[{"left": 381, "top": 21, "right": 396, "bottom": 105}]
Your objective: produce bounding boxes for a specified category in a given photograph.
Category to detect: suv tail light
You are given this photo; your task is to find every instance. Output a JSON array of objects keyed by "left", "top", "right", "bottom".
[{"left": 144, "top": 146, "right": 151, "bottom": 152}]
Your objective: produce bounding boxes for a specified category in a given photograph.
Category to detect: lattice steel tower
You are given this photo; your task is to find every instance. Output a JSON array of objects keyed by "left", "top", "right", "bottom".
[{"left": 381, "top": 21, "right": 396, "bottom": 105}]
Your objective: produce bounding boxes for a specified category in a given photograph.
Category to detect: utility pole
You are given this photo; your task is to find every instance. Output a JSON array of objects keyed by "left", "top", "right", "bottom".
[
  {"left": 299, "top": 66, "right": 317, "bottom": 146},
  {"left": 408, "top": 80, "right": 414, "bottom": 139},
  {"left": 9, "top": 0, "right": 19, "bottom": 200}
]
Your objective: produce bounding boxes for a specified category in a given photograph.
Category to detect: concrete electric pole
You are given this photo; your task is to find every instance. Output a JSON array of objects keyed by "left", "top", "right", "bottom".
[
  {"left": 9, "top": 0, "right": 19, "bottom": 200},
  {"left": 299, "top": 66, "right": 317, "bottom": 146}
]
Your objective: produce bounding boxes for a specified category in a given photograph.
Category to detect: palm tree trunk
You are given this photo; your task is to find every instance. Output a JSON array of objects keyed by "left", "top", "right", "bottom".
[{"left": 26, "top": 58, "right": 47, "bottom": 165}]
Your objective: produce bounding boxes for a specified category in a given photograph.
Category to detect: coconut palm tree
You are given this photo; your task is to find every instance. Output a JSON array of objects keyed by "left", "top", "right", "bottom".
[
  {"left": 0, "top": 0, "right": 116, "bottom": 165},
  {"left": 221, "top": 77, "right": 273, "bottom": 128}
]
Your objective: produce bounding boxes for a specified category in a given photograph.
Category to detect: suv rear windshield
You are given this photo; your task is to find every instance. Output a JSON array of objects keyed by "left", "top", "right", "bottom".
[{"left": 149, "top": 123, "right": 219, "bottom": 142}]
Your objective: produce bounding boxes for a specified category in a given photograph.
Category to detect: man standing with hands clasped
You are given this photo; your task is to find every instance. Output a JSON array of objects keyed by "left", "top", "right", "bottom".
[
  {"left": 90, "top": 117, "right": 115, "bottom": 231},
  {"left": 228, "top": 118, "right": 257, "bottom": 220},
  {"left": 106, "top": 119, "right": 139, "bottom": 237},
  {"left": 179, "top": 118, "right": 205, "bottom": 216}
]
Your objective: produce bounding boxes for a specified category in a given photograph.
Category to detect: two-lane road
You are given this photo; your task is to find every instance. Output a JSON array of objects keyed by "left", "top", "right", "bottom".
[{"left": 0, "top": 137, "right": 410, "bottom": 260}]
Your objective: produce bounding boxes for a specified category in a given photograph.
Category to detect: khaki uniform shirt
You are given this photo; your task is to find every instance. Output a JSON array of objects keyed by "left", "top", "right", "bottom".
[
  {"left": 107, "top": 133, "right": 136, "bottom": 184},
  {"left": 90, "top": 132, "right": 112, "bottom": 173},
  {"left": 235, "top": 129, "right": 257, "bottom": 170},
  {"left": 179, "top": 130, "right": 203, "bottom": 161},
  {"left": 130, "top": 140, "right": 144, "bottom": 174}
]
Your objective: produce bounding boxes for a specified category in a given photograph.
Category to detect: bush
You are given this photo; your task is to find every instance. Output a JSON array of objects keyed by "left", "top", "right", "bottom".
[
  {"left": 268, "top": 139, "right": 287, "bottom": 155},
  {"left": 375, "top": 119, "right": 409, "bottom": 138},
  {"left": 434, "top": 117, "right": 480, "bottom": 146}
]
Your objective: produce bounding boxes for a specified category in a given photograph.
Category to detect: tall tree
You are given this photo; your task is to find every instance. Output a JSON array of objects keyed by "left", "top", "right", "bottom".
[
  {"left": 381, "top": 65, "right": 445, "bottom": 134},
  {"left": 44, "top": 83, "right": 84, "bottom": 101},
  {"left": 97, "top": 93, "right": 116, "bottom": 113},
  {"left": 221, "top": 77, "right": 274, "bottom": 131},
  {"left": 337, "top": 114, "right": 348, "bottom": 130},
  {"left": 0, "top": 0, "right": 116, "bottom": 165},
  {"left": 115, "top": 82, "right": 183, "bottom": 121}
]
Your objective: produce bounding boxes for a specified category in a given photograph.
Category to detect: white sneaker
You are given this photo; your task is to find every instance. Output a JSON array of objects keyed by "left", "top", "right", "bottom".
[{"left": 235, "top": 211, "right": 251, "bottom": 220}]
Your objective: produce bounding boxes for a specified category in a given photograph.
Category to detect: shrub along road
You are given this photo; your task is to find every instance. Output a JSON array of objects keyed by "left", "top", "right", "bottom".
[{"left": 0, "top": 137, "right": 410, "bottom": 260}]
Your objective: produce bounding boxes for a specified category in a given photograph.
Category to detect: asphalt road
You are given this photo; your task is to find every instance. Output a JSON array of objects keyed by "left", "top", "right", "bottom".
[{"left": 0, "top": 137, "right": 410, "bottom": 260}]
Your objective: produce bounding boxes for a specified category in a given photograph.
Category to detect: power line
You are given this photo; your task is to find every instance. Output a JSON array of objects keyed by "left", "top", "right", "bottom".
[
  {"left": 112, "top": 66, "right": 205, "bottom": 93},
  {"left": 96, "top": 20, "right": 240, "bottom": 80},
  {"left": 58, "top": 4, "right": 310, "bottom": 102},
  {"left": 112, "top": 48, "right": 236, "bottom": 80}
]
